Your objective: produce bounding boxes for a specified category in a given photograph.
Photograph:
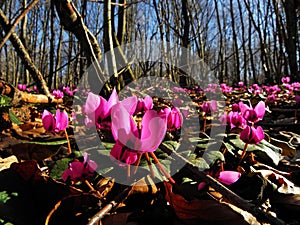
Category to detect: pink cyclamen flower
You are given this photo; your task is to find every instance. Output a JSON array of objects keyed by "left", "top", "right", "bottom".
[
  {"left": 228, "top": 111, "right": 246, "bottom": 129},
  {"left": 218, "top": 171, "right": 241, "bottom": 185},
  {"left": 238, "top": 81, "right": 244, "bottom": 87},
  {"left": 17, "top": 84, "right": 26, "bottom": 91},
  {"left": 42, "top": 109, "right": 68, "bottom": 133},
  {"left": 62, "top": 152, "right": 98, "bottom": 183},
  {"left": 83, "top": 87, "right": 118, "bottom": 128},
  {"left": 231, "top": 103, "right": 240, "bottom": 112},
  {"left": 51, "top": 89, "right": 64, "bottom": 99},
  {"left": 281, "top": 76, "right": 290, "bottom": 84},
  {"left": 202, "top": 100, "right": 218, "bottom": 114},
  {"left": 110, "top": 101, "right": 167, "bottom": 164},
  {"left": 198, "top": 170, "right": 241, "bottom": 191},
  {"left": 240, "top": 125, "right": 264, "bottom": 144},
  {"left": 159, "top": 107, "right": 183, "bottom": 130},
  {"left": 239, "top": 100, "right": 265, "bottom": 123},
  {"left": 134, "top": 95, "right": 153, "bottom": 114}
]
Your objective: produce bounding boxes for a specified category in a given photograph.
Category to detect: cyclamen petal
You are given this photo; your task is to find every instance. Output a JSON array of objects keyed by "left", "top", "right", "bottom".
[
  {"left": 240, "top": 125, "right": 264, "bottom": 144},
  {"left": 140, "top": 109, "right": 167, "bottom": 152},
  {"left": 55, "top": 110, "right": 69, "bottom": 132},
  {"left": 84, "top": 92, "right": 101, "bottom": 115},
  {"left": 42, "top": 110, "right": 56, "bottom": 132},
  {"left": 254, "top": 101, "right": 265, "bottom": 121},
  {"left": 218, "top": 171, "right": 241, "bottom": 185},
  {"left": 120, "top": 96, "right": 138, "bottom": 115},
  {"left": 111, "top": 102, "right": 139, "bottom": 143}
]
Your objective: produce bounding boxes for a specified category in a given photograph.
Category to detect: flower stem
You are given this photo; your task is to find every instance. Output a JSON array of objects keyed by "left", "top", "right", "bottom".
[
  {"left": 64, "top": 129, "right": 72, "bottom": 154},
  {"left": 145, "top": 152, "right": 155, "bottom": 178},
  {"left": 239, "top": 143, "right": 249, "bottom": 164},
  {"left": 149, "top": 152, "right": 175, "bottom": 184},
  {"left": 84, "top": 180, "right": 102, "bottom": 197},
  {"left": 133, "top": 153, "right": 143, "bottom": 174}
]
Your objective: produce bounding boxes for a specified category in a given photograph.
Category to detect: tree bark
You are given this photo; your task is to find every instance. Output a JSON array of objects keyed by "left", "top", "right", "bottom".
[
  {"left": 0, "top": 8, "right": 51, "bottom": 97},
  {"left": 0, "top": 79, "right": 62, "bottom": 105}
]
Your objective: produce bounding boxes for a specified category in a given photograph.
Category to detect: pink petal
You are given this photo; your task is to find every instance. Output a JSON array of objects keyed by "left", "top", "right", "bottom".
[
  {"left": 69, "top": 162, "right": 85, "bottom": 180},
  {"left": 240, "top": 125, "right": 251, "bottom": 142},
  {"left": 62, "top": 169, "right": 72, "bottom": 182},
  {"left": 83, "top": 92, "right": 101, "bottom": 115},
  {"left": 238, "top": 101, "right": 250, "bottom": 116},
  {"left": 172, "top": 107, "right": 183, "bottom": 128},
  {"left": 111, "top": 102, "right": 138, "bottom": 143},
  {"left": 110, "top": 141, "right": 137, "bottom": 165},
  {"left": 42, "top": 110, "right": 55, "bottom": 132},
  {"left": 140, "top": 110, "right": 167, "bottom": 152},
  {"left": 254, "top": 101, "right": 265, "bottom": 120},
  {"left": 143, "top": 95, "right": 153, "bottom": 110},
  {"left": 210, "top": 100, "right": 218, "bottom": 112},
  {"left": 87, "top": 160, "right": 98, "bottom": 173},
  {"left": 253, "top": 126, "right": 264, "bottom": 143},
  {"left": 120, "top": 96, "right": 138, "bottom": 115},
  {"left": 108, "top": 87, "right": 119, "bottom": 108},
  {"left": 218, "top": 171, "right": 241, "bottom": 185},
  {"left": 197, "top": 181, "right": 207, "bottom": 191},
  {"left": 55, "top": 110, "right": 69, "bottom": 132}
]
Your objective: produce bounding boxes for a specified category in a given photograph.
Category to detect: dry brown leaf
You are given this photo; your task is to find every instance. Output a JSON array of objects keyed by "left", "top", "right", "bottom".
[{"left": 163, "top": 182, "right": 250, "bottom": 224}]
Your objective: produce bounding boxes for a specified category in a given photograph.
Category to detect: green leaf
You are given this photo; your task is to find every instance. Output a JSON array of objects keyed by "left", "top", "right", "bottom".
[
  {"left": 203, "top": 150, "right": 225, "bottom": 166},
  {"left": 49, "top": 158, "right": 71, "bottom": 180},
  {"left": 8, "top": 109, "right": 21, "bottom": 125},
  {"left": 0, "top": 191, "right": 10, "bottom": 204},
  {"left": 188, "top": 154, "right": 210, "bottom": 170},
  {"left": 162, "top": 140, "right": 180, "bottom": 151},
  {"left": 227, "top": 135, "right": 282, "bottom": 166},
  {"left": 0, "top": 95, "right": 11, "bottom": 106},
  {"left": 23, "top": 139, "right": 70, "bottom": 145}
]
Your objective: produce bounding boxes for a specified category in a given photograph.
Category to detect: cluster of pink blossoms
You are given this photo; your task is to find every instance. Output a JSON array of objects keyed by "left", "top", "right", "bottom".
[
  {"left": 227, "top": 100, "right": 265, "bottom": 144},
  {"left": 82, "top": 88, "right": 184, "bottom": 165}
]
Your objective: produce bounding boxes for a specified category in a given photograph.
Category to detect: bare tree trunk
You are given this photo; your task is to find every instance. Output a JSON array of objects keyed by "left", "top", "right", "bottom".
[
  {"left": 54, "top": 27, "right": 63, "bottom": 89},
  {"left": 48, "top": 0, "right": 55, "bottom": 89},
  {"left": 0, "top": 8, "right": 51, "bottom": 96},
  {"left": 214, "top": 0, "right": 224, "bottom": 83},
  {"left": 230, "top": 0, "right": 240, "bottom": 84},
  {"left": 283, "top": 0, "right": 299, "bottom": 81}
]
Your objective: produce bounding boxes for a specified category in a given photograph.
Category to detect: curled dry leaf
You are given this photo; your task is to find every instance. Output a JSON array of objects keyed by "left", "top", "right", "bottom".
[{"left": 163, "top": 182, "right": 249, "bottom": 225}]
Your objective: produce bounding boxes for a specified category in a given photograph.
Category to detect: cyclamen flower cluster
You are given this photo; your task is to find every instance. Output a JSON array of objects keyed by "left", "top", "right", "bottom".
[
  {"left": 42, "top": 109, "right": 69, "bottom": 133},
  {"left": 62, "top": 152, "right": 97, "bottom": 183},
  {"left": 82, "top": 88, "right": 184, "bottom": 165},
  {"left": 17, "top": 83, "right": 39, "bottom": 93},
  {"left": 227, "top": 100, "right": 265, "bottom": 144}
]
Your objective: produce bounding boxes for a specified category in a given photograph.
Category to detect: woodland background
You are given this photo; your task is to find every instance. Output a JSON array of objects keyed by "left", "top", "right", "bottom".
[{"left": 0, "top": 0, "right": 300, "bottom": 92}]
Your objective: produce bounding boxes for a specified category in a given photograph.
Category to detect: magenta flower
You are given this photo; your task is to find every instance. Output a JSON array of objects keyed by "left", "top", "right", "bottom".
[
  {"left": 83, "top": 87, "right": 118, "bottom": 128},
  {"left": 281, "top": 76, "right": 290, "bottom": 84},
  {"left": 240, "top": 125, "right": 264, "bottom": 144},
  {"left": 110, "top": 101, "right": 167, "bottom": 164},
  {"left": 218, "top": 171, "right": 241, "bottom": 185},
  {"left": 231, "top": 103, "right": 240, "bottom": 112},
  {"left": 202, "top": 100, "right": 218, "bottom": 114},
  {"left": 160, "top": 107, "right": 183, "bottom": 130},
  {"left": 42, "top": 109, "right": 69, "bottom": 133},
  {"left": 134, "top": 95, "right": 153, "bottom": 114},
  {"left": 198, "top": 170, "right": 241, "bottom": 191},
  {"left": 228, "top": 111, "right": 246, "bottom": 129},
  {"left": 238, "top": 81, "right": 244, "bottom": 87},
  {"left": 295, "top": 95, "right": 300, "bottom": 104},
  {"left": 17, "top": 84, "right": 26, "bottom": 91},
  {"left": 62, "top": 152, "right": 98, "bottom": 183},
  {"left": 239, "top": 100, "right": 265, "bottom": 123},
  {"left": 51, "top": 89, "right": 64, "bottom": 99}
]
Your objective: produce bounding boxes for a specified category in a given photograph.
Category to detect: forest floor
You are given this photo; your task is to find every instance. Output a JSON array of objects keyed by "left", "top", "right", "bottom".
[{"left": 1, "top": 86, "right": 300, "bottom": 225}]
